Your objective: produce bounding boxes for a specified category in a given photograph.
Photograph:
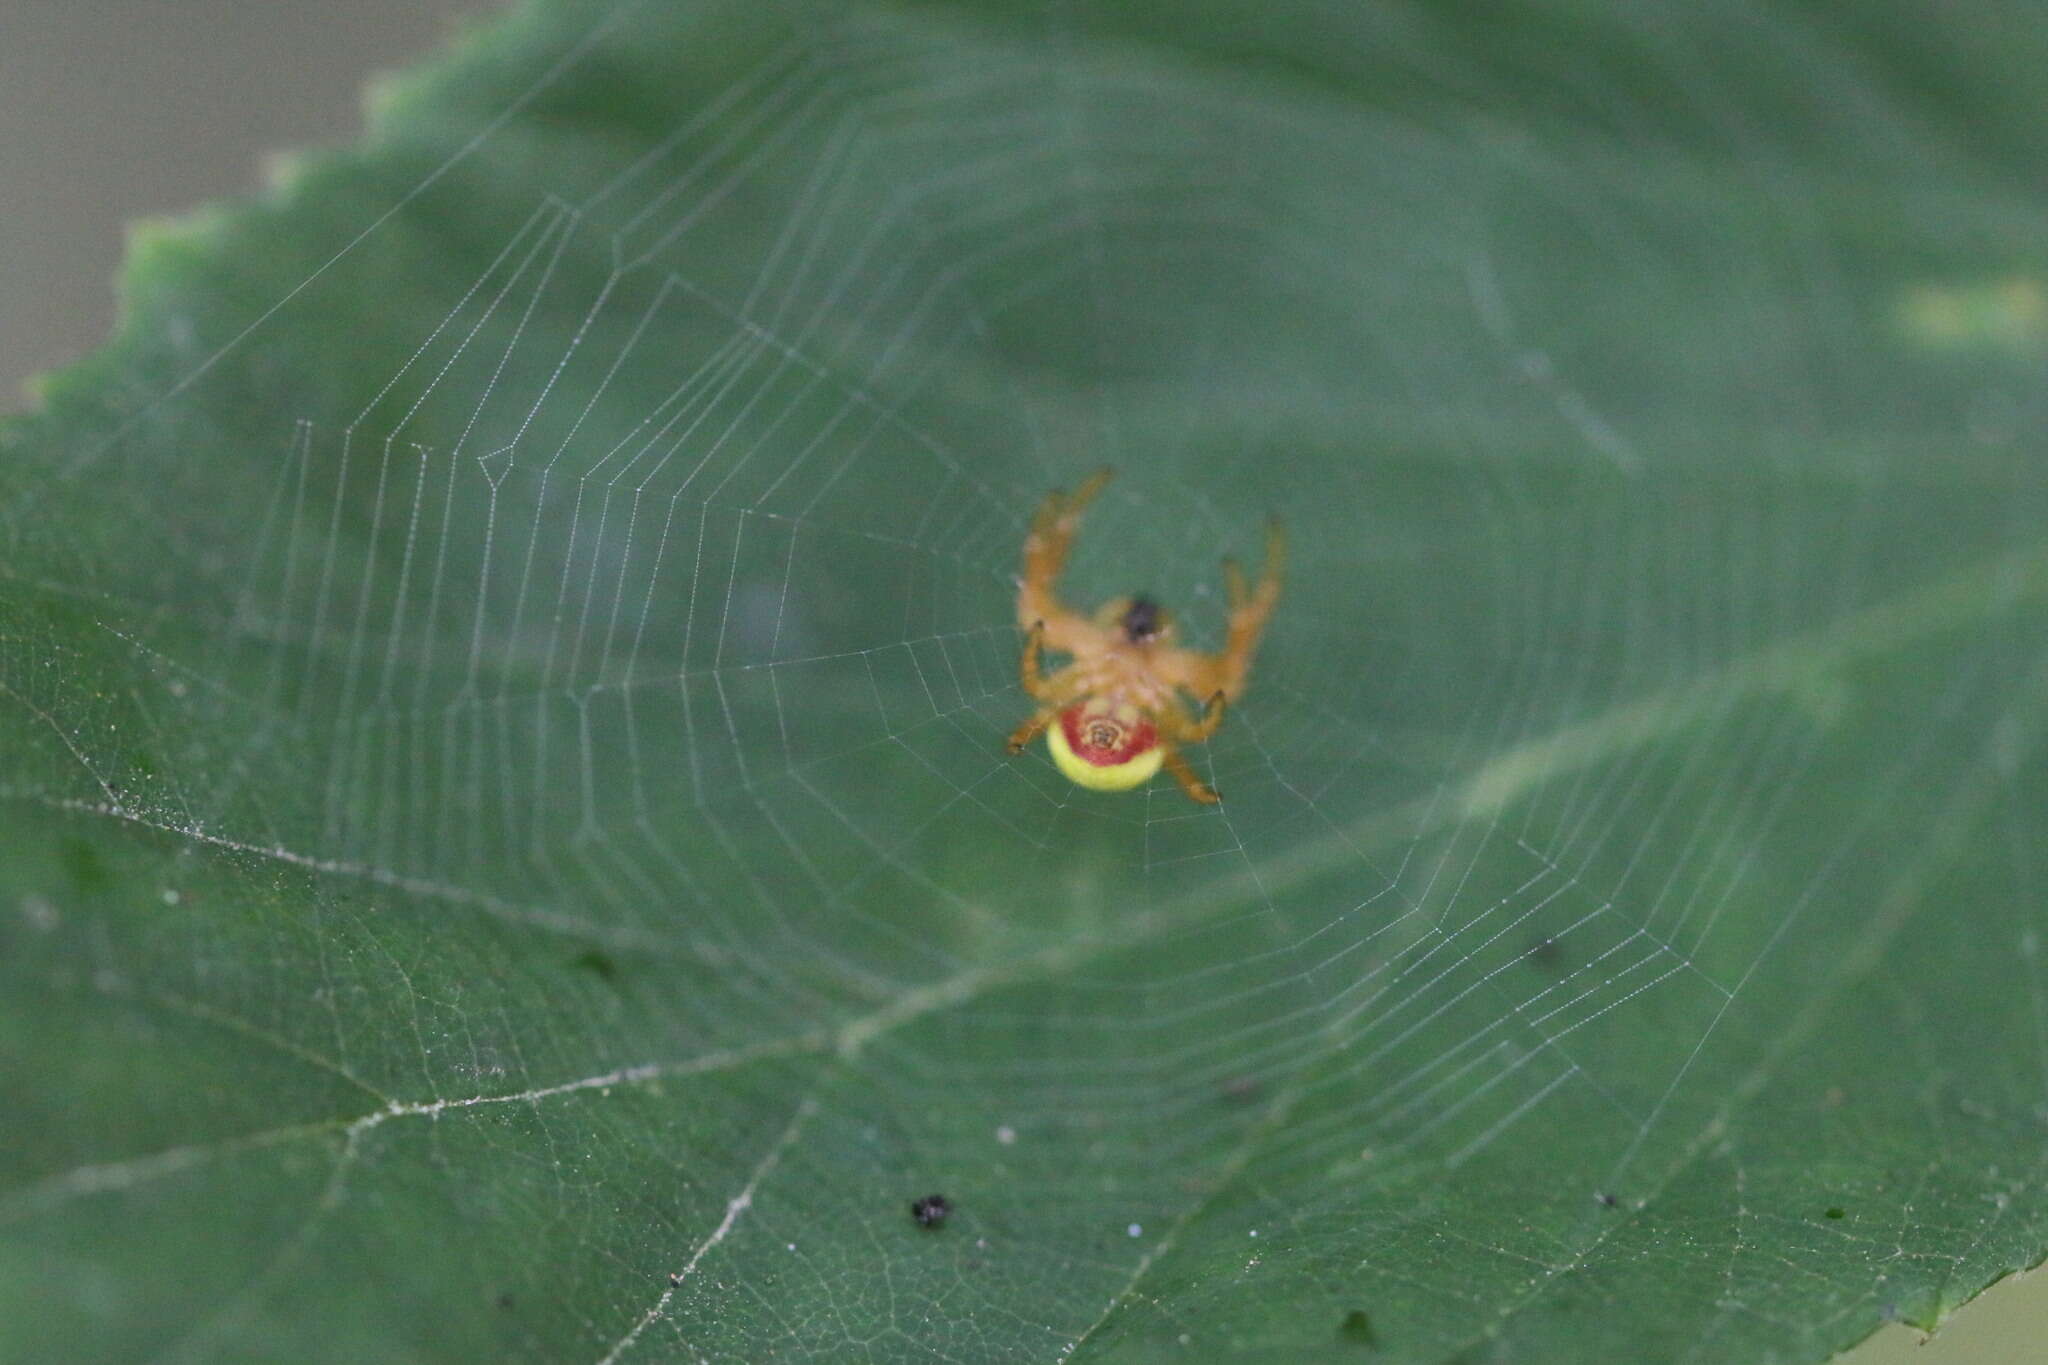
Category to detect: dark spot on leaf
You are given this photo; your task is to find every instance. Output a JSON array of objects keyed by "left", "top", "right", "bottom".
[
  {"left": 1339, "top": 1309, "right": 1376, "bottom": 1346},
  {"left": 496, "top": 1291, "right": 514, "bottom": 1310},
  {"left": 572, "top": 950, "right": 618, "bottom": 981},
  {"left": 911, "top": 1193, "right": 952, "bottom": 1227},
  {"left": 1825, "top": 1206, "right": 1845, "bottom": 1219},
  {"left": 1527, "top": 936, "right": 1563, "bottom": 969},
  {"left": 1595, "top": 1190, "right": 1619, "bottom": 1208},
  {"left": 61, "top": 838, "right": 110, "bottom": 893}
]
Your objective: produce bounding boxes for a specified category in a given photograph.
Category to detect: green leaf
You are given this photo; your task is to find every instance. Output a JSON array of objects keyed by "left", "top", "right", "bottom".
[{"left": 6, "top": 2, "right": 2047, "bottom": 1360}]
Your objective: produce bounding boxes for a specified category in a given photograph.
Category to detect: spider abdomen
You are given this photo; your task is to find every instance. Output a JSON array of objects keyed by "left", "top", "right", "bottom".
[{"left": 1046, "top": 698, "right": 1163, "bottom": 792}]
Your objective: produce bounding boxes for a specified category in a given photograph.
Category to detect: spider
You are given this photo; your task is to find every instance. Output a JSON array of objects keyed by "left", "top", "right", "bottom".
[{"left": 1006, "top": 468, "right": 1284, "bottom": 804}]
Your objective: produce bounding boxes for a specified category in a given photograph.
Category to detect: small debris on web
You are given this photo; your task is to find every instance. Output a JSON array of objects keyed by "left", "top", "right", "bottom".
[
  {"left": 1595, "top": 1190, "right": 1619, "bottom": 1208},
  {"left": 910, "top": 1193, "right": 952, "bottom": 1228}
]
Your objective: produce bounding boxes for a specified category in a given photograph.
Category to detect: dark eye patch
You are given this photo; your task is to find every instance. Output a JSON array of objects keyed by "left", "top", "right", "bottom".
[{"left": 1122, "top": 596, "right": 1161, "bottom": 642}]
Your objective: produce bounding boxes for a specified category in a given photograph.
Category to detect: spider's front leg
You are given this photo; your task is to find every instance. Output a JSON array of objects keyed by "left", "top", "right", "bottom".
[
  {"left": 1017, "top": 468, "right": 1112, "bottom": 641},
  {"left": 1213, "top": 517, "right": 1287, "bottom": 699}
]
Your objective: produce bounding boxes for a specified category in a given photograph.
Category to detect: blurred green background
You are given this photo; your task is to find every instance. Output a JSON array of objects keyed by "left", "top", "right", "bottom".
[
  {"left": 0, "top": 2, "right": 476, "bottom": 401},
  {"left": 2, "top": 4, "right": 2041, "bottom": 1361}
]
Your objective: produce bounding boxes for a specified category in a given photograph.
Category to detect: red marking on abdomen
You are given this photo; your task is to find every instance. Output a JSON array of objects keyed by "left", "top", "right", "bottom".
[{"left": 1059, "top": 705, "right": 1158, "bottom": 767}]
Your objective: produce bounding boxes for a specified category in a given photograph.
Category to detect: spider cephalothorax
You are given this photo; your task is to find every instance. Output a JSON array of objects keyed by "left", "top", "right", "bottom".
[{"left": 1005, "top": 469, "right": 1284, "bottom": 804}]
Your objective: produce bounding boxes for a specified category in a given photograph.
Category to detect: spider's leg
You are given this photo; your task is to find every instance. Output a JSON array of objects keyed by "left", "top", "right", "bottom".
[
  {"left": 1224, "top": 556, "right": 1249, "bottom": 610},
  {"left": 1018, "top": 620, "right": 1055, "bottom": 699},
  {"left": 1160, "top": 742, "right": 1221, "bottom": 805},
  {"left": 1178, "top": 689, "right": 1227, "bottom": 743},
  {"left": 1213, "top": 517, "right": 1286, "bottom": 698},
  {"left": 1006, "top": 708, "right": 1056, "bottom": 755},
  {"left": 1018, "top": 468, "right": 1113, "bottom": 636},
  {"left": 1009, "top": 635, "right": 1083, "bottom": 754}
]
